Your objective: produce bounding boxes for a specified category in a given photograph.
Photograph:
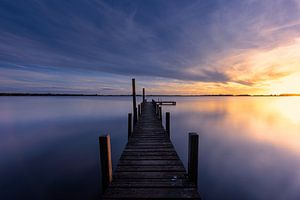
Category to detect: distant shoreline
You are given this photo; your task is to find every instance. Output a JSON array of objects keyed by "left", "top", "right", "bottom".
[{"left": 1, "top": 93, "right": 300, "bottom": 97}]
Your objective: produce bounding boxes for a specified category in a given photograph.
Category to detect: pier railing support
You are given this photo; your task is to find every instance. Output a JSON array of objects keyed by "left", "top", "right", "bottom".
[
  {"left": 188, "top": 132, "right": 199, "bottom": 186},
  {"left": 138, "top": 104, "right": 141, "bottom": 119},
  {"left": 143, "top": 88, "right": 145, "bottom": 103},
  {"left": 132, "top": 78, "right": 137, "bottom": 125},
  {"left": 159, "top": 107, "right": 162, "bottom": 122},
  {"left": 99, "top": 135, "right": 113, "bottom": 193},
  {"left": 135, "top": 107, "right": 138, "bottom": 123},
  {"left": 128, "top": 113, "right": 132, "bottom": 139},
  {"left": 166, "top": 112, "right": 170, "bottom": 137}
]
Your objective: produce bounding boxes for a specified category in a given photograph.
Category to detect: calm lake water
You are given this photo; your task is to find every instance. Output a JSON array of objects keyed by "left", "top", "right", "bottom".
[{"left": 1, "top": 96, "right": 300, "bottom": 200}]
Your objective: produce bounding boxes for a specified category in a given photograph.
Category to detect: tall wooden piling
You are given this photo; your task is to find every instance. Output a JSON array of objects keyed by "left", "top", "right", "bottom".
[
  {"left": 132, "top": 79, "right": 137, "bottom": 124},
  {"left": 143, "top": 88, "right": 145, "bottom": 102},
  {"left": 135, "top": 107, "right": 138, "bottom": 123},
  {"left": 128, "top": 113, "right": 132, "bottom": 139},
  {"left": 188, "top": 132, "right": 199, "bottom": 186},
  {"left": 159, "top": 106, "right": 162, "bottom": 122},
  {"left": 99, "top": 135, "right": 113, "bottom": 193},
  {"left": 166, "top": 112, "right": 170, "bottom": 137},
  {"left": 138, "top": 104, "right": 141, "bottom": 119}
]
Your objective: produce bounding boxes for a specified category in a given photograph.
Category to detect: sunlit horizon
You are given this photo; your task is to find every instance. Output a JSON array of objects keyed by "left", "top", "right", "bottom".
[{"left": 1, "top": 0, "right": 300, "bottom": 95}]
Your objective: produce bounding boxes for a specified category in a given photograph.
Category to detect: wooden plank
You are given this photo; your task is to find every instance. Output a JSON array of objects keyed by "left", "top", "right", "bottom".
[
  {"left": 110, "top": 181, "right": 195, "bottom": 188},
  {"left": 117, "top": 160, "right": 183, "bottom": 166},
  {"left": 123, "top": 148, "right": 176, "bottom": 152},
  {"left": 115, "top": 165, "right": 186, "bottom": 172},
  {"left": 113, "top": 171, "right": 187, "bottom": 179},
  {"left": 121, "top": 151, "right": 177, "bottom": 156},
  {"left": 119, "top": 155, "right": 179, "bottom": 160},
  {"left": 125, "top": 145, "right": 173, "bottom": 149},
  {"left": 103, "top": 188, "right": 200, "bottom": 199},
  {"left": 126, "top": 142, "right": 172, "bottom": 146}
]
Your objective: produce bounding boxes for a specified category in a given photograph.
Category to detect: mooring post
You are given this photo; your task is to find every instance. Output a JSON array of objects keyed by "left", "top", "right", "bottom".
[
  {"left": 128, "top": 113, "right": 132, "bottom": 139},
  {"left": 132, "top": 79, "right": 137, "bottom": 125},
  {"left": 143, "top": 88, "right": 145, "bottom": 103},
  {"left": 99, "top": 135, "right": 113, "bottom": 193},
  {"left": 159, "top": 106, "right": 162, "bottom": 122},
  {"left": 138, "top": 104, "right": 141, "bottom": 119},
  {"left": 135, "top": 107, "right": 138, "bottom": 122},
  {"left": 188, "top": 132, "right": 199, "bottom": 186},
  {"left": 166, "top": 112, "right": 170, "bottom": 137}
]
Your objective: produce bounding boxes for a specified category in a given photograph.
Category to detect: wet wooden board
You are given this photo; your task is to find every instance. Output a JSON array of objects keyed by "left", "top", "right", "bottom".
[{"left": 102, "top": 102, "right": 201, "bottom": 199}]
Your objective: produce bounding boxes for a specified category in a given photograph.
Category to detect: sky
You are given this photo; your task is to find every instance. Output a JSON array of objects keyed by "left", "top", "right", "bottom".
[{"left": 0, "top": 0, "right": 300, "bottom": 95}]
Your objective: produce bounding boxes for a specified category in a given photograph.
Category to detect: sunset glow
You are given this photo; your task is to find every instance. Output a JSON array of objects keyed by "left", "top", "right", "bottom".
[
  {"left": 1, "top": 0, "right": 300, "bottom": 94},
  {"left": 177, "top": 97, "right": 300, "bottom": 154}
]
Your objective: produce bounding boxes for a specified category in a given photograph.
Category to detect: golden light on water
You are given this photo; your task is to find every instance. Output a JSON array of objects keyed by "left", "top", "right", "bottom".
[{"left": 178, "top": 97, "right": 300, "bottom": 155}]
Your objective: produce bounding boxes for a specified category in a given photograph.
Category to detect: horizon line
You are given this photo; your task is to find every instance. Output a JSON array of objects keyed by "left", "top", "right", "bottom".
[{"left": 1, "top": 92, "right": 300, "bottom": 97}]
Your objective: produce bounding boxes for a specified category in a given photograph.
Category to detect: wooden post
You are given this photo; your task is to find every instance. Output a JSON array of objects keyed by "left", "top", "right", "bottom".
[
  {"left": 188, "top": 132, "right": 199, "bottom": 186},
  {"left": 138, "top": 104, "right": 141, "bottom": 119},
  {"left": 159, "top": 106, "right": 162, "bottom": 122},
  {"left": 143, "top": 88, "right": 145, "bottom": 102},
  {"left": 128, "top": 113, "right": 132, "bottom": 139},
  {"left": 132, "top": 79, "right": 137, "bottom": 125},
  {"left": 166, "top": 112, "right": 170, "bottom": 137},
  {"left": 99, "top": 135, "right": 113, "bottom": 193}
]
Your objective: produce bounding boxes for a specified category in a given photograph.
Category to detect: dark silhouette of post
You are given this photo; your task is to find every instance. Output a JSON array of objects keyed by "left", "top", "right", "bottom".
[
  {"left": 188, "top": 132, "right": 199, "bottom": 186},
  {"left": 143, "top": 88, "right": 145, "bottom": 102},
  {"left": 166, "top": 112, "right": 170, "bottom": 137},
  {"left": 159, "top": 106, "right": 162, "bottom": 122},
  {"left": 128, "top": 113, "right": 132, "bottom": 139},
  {"left": 99, "top": 135, "right": 112, "bottom": 193},
  {"left": 135, "top": 107, "right": 138, "bottom": 123},
  {"left": 138, "top": 104, "right": 141, "bottom": 119},
  {"left": 132, "top": 79, "right": 137, "bottom": 124}
]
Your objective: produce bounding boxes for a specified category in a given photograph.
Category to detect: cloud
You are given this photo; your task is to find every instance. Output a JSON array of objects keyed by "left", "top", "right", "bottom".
[{"left": 0, "top": 0, "right": 300, "bottom": 93}]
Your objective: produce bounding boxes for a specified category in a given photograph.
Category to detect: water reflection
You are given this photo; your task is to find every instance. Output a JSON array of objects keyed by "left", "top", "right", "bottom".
[
  {"left": 0, "top": 96, "right": 133, "bottom": 200},
  {"left": 161, "top": 97, "right": 300, "bottom": 200},
  {"left": 174, "top": 97, "right": 300, "bottom": 154},
  {"left": 1, "top": 96, "right": 300, "bottom": 200}
]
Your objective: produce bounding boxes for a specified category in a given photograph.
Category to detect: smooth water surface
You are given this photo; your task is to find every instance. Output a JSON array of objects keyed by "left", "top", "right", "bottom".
[{"left": 1, "top": 96, "right": 300, "bottom": 200}]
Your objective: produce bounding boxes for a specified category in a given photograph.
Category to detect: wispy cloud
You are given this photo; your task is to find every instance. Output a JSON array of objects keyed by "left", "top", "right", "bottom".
[{"left": 0, "top": 0, "right": 300, "bottom": 93}]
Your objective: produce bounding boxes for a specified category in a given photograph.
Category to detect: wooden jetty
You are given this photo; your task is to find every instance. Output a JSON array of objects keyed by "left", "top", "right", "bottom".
[
  {"left": 154, "top": 100, "right": 176, "bottom": 105},
  {"left": 99, "top": 79, "right": 201, "bottom": 199}
]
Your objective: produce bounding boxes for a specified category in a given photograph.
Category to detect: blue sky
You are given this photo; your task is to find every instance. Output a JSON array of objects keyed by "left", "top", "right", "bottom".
[{"left": 1, "top": 0, "right": 300, "bottom": 94}]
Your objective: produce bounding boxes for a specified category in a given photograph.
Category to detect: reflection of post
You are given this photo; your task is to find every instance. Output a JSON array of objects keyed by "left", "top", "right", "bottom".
[
  {"left": 166, "top": 112, "right": 170, "bottom": 137},
  {"left": 128, "top": 113, "right": 132, "bottom": 139},
  {"left": 132, "top": 79, "right": 137, "bottom": 124},
  {"left": 143, "top": 88, "right": 145, "bottom": 103},
  {"left": 99, "top": 135, "right": 113, "bottom": 193},
  {"left": 188, "top": 132, "right": 199, "bottom": 186}
]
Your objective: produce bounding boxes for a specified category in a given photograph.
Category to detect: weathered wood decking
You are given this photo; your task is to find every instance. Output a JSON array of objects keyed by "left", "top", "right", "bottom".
[
  {"left": 155, "top": 101, "right": 176, "bottom": 105},
  {"left": 101, "top": 102, "right": 201, "bottom": 199}
]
